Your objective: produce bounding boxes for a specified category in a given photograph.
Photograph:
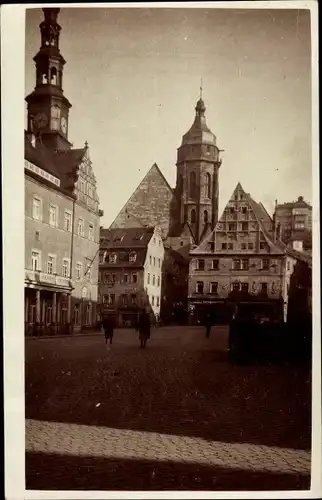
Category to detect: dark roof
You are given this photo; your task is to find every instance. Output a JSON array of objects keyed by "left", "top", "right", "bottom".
[
  {"left": 276, "top": 197, "right": 312, "bottom": 210},
  {"left": 286, "top": 248, "right": 312, "bottom": 267},
  {"left": 25, "top": 135, "right": 59, "bottom": 179},
  {"left": 100, "top": 248, "right": 148, "bottom": 269},
  {"left": 24, "top": 131, "right": 86, "bottom": 192},
  {"left": 164, "top": 246, "right": 190, "bottom": 266},
  {"left": 100, "top": 227, "right": 155, "bottom": 249}
]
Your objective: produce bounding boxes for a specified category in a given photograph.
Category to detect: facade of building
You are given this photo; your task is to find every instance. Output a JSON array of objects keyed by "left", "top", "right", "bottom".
[
  {"left": 274, "top": 196, "right": 312, "bottom": 252},
  {"left": 24, "top": 8, "right": 101, "bottom": 335},
  {"left": 98, "top": 227, "right": 164, "bottom": 325},
  {"left": 188, "top": 183, "right": 311, "bottom": 324}
]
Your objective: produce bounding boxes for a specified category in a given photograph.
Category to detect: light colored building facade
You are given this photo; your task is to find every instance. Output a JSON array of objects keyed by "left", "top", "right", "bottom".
[
  {"left": 24, "top": 8, "right": 101, "bottom": 335},
  {"left": 274, "top": 196, "right": 312, "bottom": 252},
  {"left": 99, "top": 226, "right": 164, "bottom": 325},
  {"left": 188, "top": 183, "right": 311, "bottom": 324}
]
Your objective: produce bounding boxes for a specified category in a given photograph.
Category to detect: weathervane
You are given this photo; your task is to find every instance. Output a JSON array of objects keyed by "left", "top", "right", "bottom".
[{"left": 200, "top": 77, "right": 203, "bottom": 100}]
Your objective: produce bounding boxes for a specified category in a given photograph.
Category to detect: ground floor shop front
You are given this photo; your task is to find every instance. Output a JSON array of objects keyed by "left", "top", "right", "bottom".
[{"left": 25, "top": 287, "right": 97, "bottom": 336}]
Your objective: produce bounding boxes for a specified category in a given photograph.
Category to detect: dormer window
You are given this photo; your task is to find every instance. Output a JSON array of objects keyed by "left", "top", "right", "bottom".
[
  {"left": 108, "top": 254, "right": 117, "bottom": 264},
  {"left": 129, "top": 252, "right": 137, "bottom": 263}
]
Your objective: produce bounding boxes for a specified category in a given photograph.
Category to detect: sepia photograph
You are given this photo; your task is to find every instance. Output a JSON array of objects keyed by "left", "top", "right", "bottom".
[{"left": 2, "top": 1, "right": 320, "bottom": 498}]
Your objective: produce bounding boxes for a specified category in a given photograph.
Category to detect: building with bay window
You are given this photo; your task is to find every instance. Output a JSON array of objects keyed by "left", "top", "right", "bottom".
[{"left": 24, "top": 8, "right": 102, "bottom": 335}]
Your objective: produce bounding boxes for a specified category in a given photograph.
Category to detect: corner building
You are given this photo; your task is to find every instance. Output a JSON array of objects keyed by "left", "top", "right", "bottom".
[{"left": 24, "top": 8, "right": 102, "bottom": 335}]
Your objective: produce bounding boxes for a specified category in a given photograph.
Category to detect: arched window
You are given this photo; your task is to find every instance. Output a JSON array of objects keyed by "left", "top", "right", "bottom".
[
  {"left": 189, "top": 171, "right": 197, "bottom": 198},
  {"left": 50, "top": 67, "right": 57, "bottom": 85},
  {"left": 204, "top": 173, "right": 211, "bottom": 198},
  {"left": 42, "top": 72, "right": 48, "bottom": 84},
  {"left": 204, "top": 210, "right": 208, "bottom": 223},
  {"left": 191, "top": 209, "right": 196, "bottom": 224},
  {"left": 177, "top": 174, "right": 183, "bottom": 193}
]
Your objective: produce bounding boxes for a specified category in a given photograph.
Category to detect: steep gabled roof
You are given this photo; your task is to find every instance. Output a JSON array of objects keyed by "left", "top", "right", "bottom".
[
  {"left": 190, "top": 182, "right": 284, "bottom": 256},
  {"left": 100, "top": 226, "right": 155, "bottom": 249}
]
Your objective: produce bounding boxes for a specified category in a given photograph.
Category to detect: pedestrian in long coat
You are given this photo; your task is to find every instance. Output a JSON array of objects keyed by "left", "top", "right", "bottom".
[
  {"left": 205, "top": 313, "right": 213, "bottom": 339},
  {"left": 102, "top": 315, "right": 115, "bottom": 345},
  {"left": 138, "top": 309, "right": 151, "bottom": 349}
]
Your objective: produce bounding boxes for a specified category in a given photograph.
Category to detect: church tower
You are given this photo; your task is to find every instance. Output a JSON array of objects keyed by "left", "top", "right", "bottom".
[
  {"left": 25, "top": 8, "right": 72, "bottom": 151},
  {"left": 170, "top": 91, "right": 222, "bottom": 245}
]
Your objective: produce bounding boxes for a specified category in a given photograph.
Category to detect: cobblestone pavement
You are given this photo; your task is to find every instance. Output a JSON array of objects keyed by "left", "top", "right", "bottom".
[
  {"left": 25, "top": 326, "right": 311, "bottom": 490},
  {"left": 26, "top": 419, "right": 311, "bottom": 475}
]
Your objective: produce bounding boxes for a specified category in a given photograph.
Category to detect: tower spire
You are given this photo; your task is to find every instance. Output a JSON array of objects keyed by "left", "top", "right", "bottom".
[{"left": 200, "top": 77, "right": 203, "bottom": 100}]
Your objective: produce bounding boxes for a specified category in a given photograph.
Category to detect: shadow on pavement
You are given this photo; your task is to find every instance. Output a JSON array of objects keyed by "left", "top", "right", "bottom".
[
  {"left": 25, "top": 331, "right": 311, "bottom": 451},
  {"left": 25, "top": 452, "right": 310, "bottom": 491}
]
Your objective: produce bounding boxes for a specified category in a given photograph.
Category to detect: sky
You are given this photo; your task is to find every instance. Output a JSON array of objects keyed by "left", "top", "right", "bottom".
[{"left": 25, "top": 6, "right": 312, "bottom": 228}]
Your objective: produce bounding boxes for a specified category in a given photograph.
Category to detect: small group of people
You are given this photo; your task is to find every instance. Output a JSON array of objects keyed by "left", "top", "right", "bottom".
[{"left": 100, "top": 308, "right": 151, "bottom": 349}]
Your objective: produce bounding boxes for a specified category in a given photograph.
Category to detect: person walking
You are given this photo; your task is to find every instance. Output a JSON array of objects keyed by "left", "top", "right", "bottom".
[
  {"left": 205, "top": 313, "right": 213, "bottom": 339},
  {"left": 138, "top": 308, "right": 151, "bottom": 349},
  {"left": 102, "top": 315, "right": 115, "bottom": 345}
]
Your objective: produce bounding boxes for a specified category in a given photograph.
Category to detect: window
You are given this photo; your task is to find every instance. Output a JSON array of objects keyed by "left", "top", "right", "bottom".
[
  {"left": 157, "top": 276, "right": 160, "bottom": 287},
  {"left": 152, "top": 296, "right": 155, "bottom": 306},
  {"left": 129, "top": 252, "right": 137, "bottom": 263},
  {"left": 241, "top": 222, "right": 248, "bottom": 231},
  {"left": 232, "top": 282, "right": 240, "bottom": 291},
  {"left": 228, "top": 243, "right": 233, "bottom": 250},
  {"left": 262, "top": 259, "right": 269, "bottom": 270},
  {"left": 64, "top": 211, "right": 72, "bottom": 232},
  {"left": 189, "top": 171, "right": 197, "bottom": 197},
  {"left": 103, "top": 294, "right": 115, "bottom": 305},
  {"left": 80, "top": 178, "right": 85, "bottom": 193},
  {"left": 112, "top": 273, "right": 116, "bottom": 283},
  {"left": 157, "top": 297, "right": 160, "bottom": 307},
  {"left": 121, "top": 294, "right": 128, "bottom": 306},
  {"left": 241, "top": 243, "right": 247, "bottom": 250},
  {"left": 209, "top": 242, "right": 215, "bottom": 252},
  {"left": 85, "top": 258, "right": 92, "bottom": 280},
  {"left": 204, "top": 173, "right": 211, "bottom": 198},
  {"left": 76, "top": 263, "right": 82, "bottom": 280},
  {"left": 196, "top": 281, "right": 204, "bottom": 293},
  {"left": 31, "top": 251, "right": 40, "bottom": 271},
  {"left": 260, "top": 242, "right": 266, "bottom": 250},
  {"left": 197, "top": 259, "right": 205, "bottom": 270},
  {"left": 32, "top": 197, "right": 42, "bottom": 220},
  {"left": 108, "top": 254, "right": 117, "bottom": 264},
  {"left": 98, "top": 272, "right": 101, "bottom": 284},
  {"left": 241, "top": 207, "right": 247, "bottom": 214},
  {"left": 287, "top": 261, "right": 290, "bottom": 271},
  {"left": 88, "top": 223, "right": 94, "bottom": 241},
  {"left": 149, "top": 256, "right": 152, "bottom": 265},
  {"left": 212, "top": 259, "right": 219, "bottom": 270},
  {"left": 131, "top": 294, "right": 137, "bottom": 305},
  {"left": 147, "top": 273, "right": 150, "bottom": 284},
  {"left": 85, "top": 303, "right": 92, "bottom": 326},
  {"left": 35, "top": 231, "right": 40, "bottom": 241},
  {"left": 204, "top": 210, "right": 208, "bottom": 223},
  {"left": 104, "top": 272, "right": 110, "bottom": 284},
  {"left": 99, "top": 252, "right": 104, "bottom": 264},
  {"left": 78, "top": 218, "right": 84, "bottom": 236},
  {"left": 153, "top": 257, "right": 156, "bottom": 266},
  {"left": 210, "top": 282, "right": 218, "bottom": 294},
  {"left": 261, "top": 282, "right": 268, "bottom": 293},
  {"left": 221, "top": 243, "right": 227, "bottom": 250},
  {"left": 248, "top": 242, "right": 254, "bottom": 250},
  {"left": 51, "top": 105, "right": 61, "bottom": 130},
  {"left": 241, "top": 259, "right": 249, "bottom": 270},
  {"left": 241, "top": 282, "right": 249, "bottom": 293},
  {"left": 233, "top": 259, "right": 241, "bottom": 270},
  {"left": 62, "top": 258, "right": 70, "bottom": 277},
  {"left": 158, "top": 258, "right": 161, "bottom": 268},
  {"left": 228, "top": 223, "right": 236, "bottom": 231},
  {"left": 124, "top": 274, "right": 129, "bottom": 284},
  {"left": 47, "top": 255, "right": 56, "bottom": 275},
  {"left": 132, "top": 273, "right": 138, "bottom": 284},
  {"left": 152, "top": 275, "right": 155, "bottom": 286},
  {"left": 49, "top": 205, "right": 57, "bottom": 227},
  {"left": 191, "top": 209, "right": 196, "bottom": 224}
]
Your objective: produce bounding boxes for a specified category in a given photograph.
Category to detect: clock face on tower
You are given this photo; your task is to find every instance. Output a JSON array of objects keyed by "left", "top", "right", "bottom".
[{"left": 60, "top": 116, "right": 67, "bottom": 134}]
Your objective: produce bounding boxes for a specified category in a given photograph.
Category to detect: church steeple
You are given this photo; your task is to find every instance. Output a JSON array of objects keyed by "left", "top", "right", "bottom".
[
  {"left": 170, "top": 92, "right": 222, "bottom": 245},
  {"left": 25, "top": 8, "right": 72, "bottom": 151}
]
